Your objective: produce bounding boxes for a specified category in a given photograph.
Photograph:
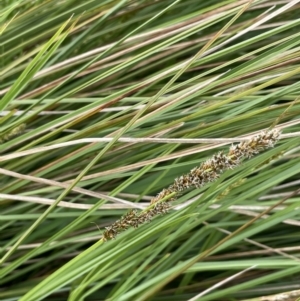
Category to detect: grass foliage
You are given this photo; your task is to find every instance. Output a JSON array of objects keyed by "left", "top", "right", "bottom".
[{"left": 1, "top": 0, "right": 300, "bottom": 300}]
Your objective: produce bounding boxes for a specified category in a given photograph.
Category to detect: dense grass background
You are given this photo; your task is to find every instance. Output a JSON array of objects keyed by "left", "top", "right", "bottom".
[{"left": 1, "top": 0, "right": 300, "bottom": 300}]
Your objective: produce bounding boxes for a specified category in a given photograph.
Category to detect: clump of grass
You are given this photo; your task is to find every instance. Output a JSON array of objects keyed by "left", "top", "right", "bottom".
[{"left": 1, "top": 0, "right": 300, "bottom": 301}]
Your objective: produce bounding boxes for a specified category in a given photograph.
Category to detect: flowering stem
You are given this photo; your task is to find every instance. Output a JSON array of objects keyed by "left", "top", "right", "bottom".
[{"left": 102, "top": 129, "right": 281, "bottom": 241}]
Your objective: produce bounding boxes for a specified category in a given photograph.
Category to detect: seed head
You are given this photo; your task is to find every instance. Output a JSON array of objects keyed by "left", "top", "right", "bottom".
[{"left": 102, "top": 129, "right": 281, "bottom": 241}]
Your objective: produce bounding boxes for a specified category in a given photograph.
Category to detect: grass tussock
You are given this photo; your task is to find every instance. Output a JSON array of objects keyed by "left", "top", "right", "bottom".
[{"left": 0, "top": 0, "right": 300, "bottom": 301}]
